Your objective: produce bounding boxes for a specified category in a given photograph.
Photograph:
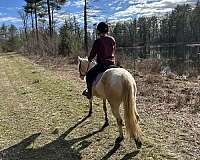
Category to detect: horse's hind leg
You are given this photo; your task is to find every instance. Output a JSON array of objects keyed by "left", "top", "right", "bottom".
[
  {"left": 135, "top": 107, "right": 140, "bottom": 122},
  {"left": 133, "top": 97, "right": 140, "bottom": 122},
  {"left": 87, "top": 99, "right": 93, "bottom": 117},
  {"left": 109, "top": 100, "right": 123, "bottom": 143},
  {"left": 102, "top": 99, "right": 109, "bottom": 128}
]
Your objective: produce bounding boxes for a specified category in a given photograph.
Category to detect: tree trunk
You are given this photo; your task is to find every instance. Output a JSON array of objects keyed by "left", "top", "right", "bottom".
[
  {"left": 47, "top": 0, "right": 52, "bottom": 37},
  {"left": 51, "top": 7, "right": 54, "bottom": 33},
  {"left": 34, "top": 2, "right": 39, "bottom": 40},
  {"left": 31, "top": 10, "right": 34, "bottom": 30},
  {"left": 23, "top": 14, "right": 28, "bottom": 40},
  {"left": 84, "top": 0, "right": 88, "bottom": 55}
]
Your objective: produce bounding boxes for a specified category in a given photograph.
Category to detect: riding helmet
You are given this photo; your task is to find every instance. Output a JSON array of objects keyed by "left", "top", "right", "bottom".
[{"left": 97, "top": 22, "right": 109, "bottom": 33}]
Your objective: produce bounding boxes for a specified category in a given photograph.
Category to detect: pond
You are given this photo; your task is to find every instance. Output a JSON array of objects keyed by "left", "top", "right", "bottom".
[{"left": 117, "top": 44, "right": 200, "bottom": 75}]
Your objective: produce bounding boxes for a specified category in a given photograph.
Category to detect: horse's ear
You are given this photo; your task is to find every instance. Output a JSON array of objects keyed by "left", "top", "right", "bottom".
[
  {"left": 78, "top": 56, "right": 81, "bottom": 61},
  {"left": 77, "top": 56, "right": 81, "bottom": 65}
]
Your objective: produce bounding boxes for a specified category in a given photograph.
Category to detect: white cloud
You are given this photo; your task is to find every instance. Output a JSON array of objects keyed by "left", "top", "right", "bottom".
[
  {"left": 88, "top": 9, "right": 101, "bottom": 18},
  {"left": 9, "top": 0, "right": 195, "bottom": 28},
  {"left": 129, "top": 0, "right": 145, "bottom": 5},
  {"left": 52, "top": 11, "right": 84, "bottom": 28},
  {"left": 115, "top": 6, "right": 123, "bottom": 11},
  {"left": 0, "top": 17, "right": 21, "bottom": 23},
  {"left": 0, "top": 12, "right": 7, "bottom": 16},
  {"left": 63, "top": 1, "right": 71, "bottom": 7},
  {"left": 71, "top": 0, "right": 84, "bottom": 8},
  {"left": 113, "top": 6, "right": 140, "bottom": 18},
  {"left": 113, "top": 0, "right": 196, "bottom": 19}
]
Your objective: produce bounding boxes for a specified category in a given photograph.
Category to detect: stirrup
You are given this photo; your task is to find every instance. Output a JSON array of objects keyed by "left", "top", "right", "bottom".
[
  {"left": 82, "top": 89, "right": 92, "bottom": 99},
  {"left": 82, "top": 89, "right": 88, "bottom": 96}
]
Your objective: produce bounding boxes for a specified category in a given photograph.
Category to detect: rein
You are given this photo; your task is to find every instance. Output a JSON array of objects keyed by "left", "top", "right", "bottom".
[{"left": 79, "top": 61, "right": 90, "bottom": 77}]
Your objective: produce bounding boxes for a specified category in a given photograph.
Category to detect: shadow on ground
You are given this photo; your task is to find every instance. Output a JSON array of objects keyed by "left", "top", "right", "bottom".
[
  {"left": 101, "top": 141, "right": 139, "bottom": 160},
  {"left": 0, "top": 113, "right": 140, "bottom": 160},
  {"left": 0, "top": 114, "right": 93, "bottom": 160}
]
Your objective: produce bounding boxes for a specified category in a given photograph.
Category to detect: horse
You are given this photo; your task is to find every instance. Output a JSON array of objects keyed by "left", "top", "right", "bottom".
[{"left": 77, "top": 56, "right": 142, "bottom": 149}]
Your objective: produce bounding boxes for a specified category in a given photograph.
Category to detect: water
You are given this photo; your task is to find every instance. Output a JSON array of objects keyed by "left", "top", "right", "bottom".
[{"left": 117, "top": 44, "right": 200, "bottom": 75}]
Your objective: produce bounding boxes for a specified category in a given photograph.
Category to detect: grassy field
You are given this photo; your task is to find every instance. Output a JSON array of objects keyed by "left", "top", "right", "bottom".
[{"left": 0, "top": 52, "right": 199, "bottom": 160}]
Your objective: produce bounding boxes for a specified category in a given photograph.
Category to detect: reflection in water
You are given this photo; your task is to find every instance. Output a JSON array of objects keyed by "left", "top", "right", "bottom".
[{"left": 117, "top": 44, "right": 200, "bottom": 75}]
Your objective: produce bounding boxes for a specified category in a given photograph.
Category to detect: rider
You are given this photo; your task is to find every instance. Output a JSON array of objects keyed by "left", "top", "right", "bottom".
[{"left": 82, "top": 22, "right": 116, "bottom": 99}]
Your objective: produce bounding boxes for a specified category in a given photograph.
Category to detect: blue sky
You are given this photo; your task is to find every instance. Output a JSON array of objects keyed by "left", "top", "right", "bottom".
[
  {"left": 0, "top": 0, "right": 25, "bottom": 26},
  {"left": 0, "top": 0, "right": 197, "bottom": 29}
]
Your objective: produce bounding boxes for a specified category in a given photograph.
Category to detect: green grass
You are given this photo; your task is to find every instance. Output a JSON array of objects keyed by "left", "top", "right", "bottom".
[
  {"left": 0, "top": 53, "right": 89, "bottom": 159},
  {"left": 0, "top": 53, "right": 199, "bottom": 160}
]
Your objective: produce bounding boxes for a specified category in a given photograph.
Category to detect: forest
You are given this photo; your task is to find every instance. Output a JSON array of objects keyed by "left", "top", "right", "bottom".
[{"left": 0, "top": 1, "right": 200, "bottom": 56}]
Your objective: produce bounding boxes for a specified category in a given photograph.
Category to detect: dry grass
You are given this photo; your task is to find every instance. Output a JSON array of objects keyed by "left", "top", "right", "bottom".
[
  {"left": 116, "top": 53, "right": 162, "bottom": 74},
  {"left": 0, "top": 52, "right": 199, "bottom": 160},
  {"left": 136, "top": 58, "right": 161, "bottom": 74}
]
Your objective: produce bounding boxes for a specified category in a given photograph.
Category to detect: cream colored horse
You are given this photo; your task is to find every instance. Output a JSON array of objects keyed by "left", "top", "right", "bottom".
[{"left": 77, "top": 56, "right": 142, "bottom": 148}]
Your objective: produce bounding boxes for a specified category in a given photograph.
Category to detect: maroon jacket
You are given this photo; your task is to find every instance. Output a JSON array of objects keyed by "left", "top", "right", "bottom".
[{"left": 88, "top": 35, "right": 116, "bottom": 65}]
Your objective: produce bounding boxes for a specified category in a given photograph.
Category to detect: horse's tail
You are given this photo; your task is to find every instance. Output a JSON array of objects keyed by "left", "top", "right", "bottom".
[{"left": 122, "top": 75, "right": 141, "bottom": 140}]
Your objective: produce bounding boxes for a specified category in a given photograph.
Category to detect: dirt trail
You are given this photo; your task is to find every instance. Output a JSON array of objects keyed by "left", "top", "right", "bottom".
[{"left": 0, "top": 52, "right": 199, "bottom": 160}]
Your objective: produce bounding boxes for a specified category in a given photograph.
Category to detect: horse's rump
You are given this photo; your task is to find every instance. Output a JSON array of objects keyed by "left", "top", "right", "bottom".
[{"left": 94, "top": 68, "right": 131, "bottom": 99}]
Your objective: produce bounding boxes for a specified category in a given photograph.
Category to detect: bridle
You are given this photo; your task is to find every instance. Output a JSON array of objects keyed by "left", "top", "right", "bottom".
[{"left": 79, "top": 60, "right": 90, "bottom": 77}]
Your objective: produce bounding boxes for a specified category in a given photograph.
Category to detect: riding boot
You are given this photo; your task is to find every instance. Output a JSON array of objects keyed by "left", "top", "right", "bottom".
[{"left": 82, "top": 86, "right": 92, "bottom": 99}]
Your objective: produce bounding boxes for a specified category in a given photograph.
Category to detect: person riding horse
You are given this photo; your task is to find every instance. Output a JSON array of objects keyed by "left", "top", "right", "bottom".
[
  {"left": 78, "top": 24, "right": 142, "bottom": 147},
  {"left": 82, "top": 22, "right": 116, "bottom": 99}
]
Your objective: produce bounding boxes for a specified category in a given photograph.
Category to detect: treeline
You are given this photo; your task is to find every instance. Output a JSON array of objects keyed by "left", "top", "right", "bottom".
[
  {"left": 111, "top": 2, "right": 200, "bottom": 47},
  {"left": 0, "top": 1, "right": 200, "bottom": 55},
  {"left": 0, "top": 19, "right": 83, "bottom": 56},
  {"left": 0, "top": 24, "right": 21, "bottom": 52},
  {"left": 17, "top": 0, "right": 85, "bottom": 56}
]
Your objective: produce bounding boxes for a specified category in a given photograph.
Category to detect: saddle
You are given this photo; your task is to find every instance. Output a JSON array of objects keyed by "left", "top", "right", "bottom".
[
  {"left": 93, "top": 73, "right": 103, "bottom": 86},
  {"left": 92, "top": 64, "right": 121, "bottom": 86}
]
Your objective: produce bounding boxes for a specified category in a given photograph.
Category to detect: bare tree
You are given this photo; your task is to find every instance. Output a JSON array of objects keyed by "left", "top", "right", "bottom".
[
  {"left": 84, "top": 0, "right": 88, "bottom": 55},
  {"left": 18, "top": 9, "right": 28, "bottom": 39}
]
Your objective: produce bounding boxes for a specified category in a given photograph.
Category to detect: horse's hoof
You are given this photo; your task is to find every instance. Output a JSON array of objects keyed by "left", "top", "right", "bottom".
[
  {"left": 115, "top": 136, "right": 124, "bottom": 144},
  {"left": 135, "top": 138, "right": 142, "bottom": 149}
]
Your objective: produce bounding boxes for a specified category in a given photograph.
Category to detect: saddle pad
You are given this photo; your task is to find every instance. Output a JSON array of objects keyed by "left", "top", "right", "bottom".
[{"left": 92, "top": 73, "right": 103, "bottom": 86}]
